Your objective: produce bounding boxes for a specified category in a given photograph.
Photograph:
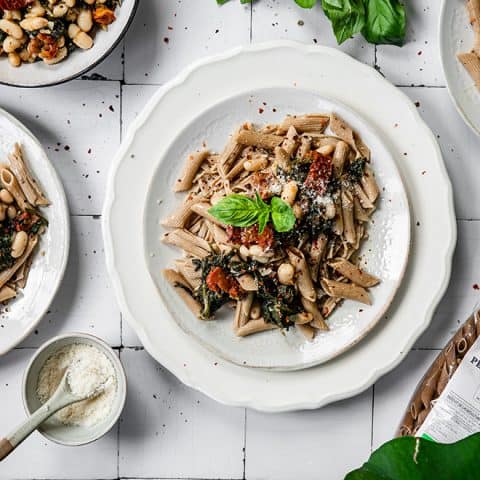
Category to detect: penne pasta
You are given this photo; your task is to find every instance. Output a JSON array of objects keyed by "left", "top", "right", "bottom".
[
  {"left": 321, "top": 278, "right": 372, "bottom": 305},
  {"left": 458, "top": 52, "right": 480, "bottom": 88},
  {"left": 328, "top": 258, "right": 379, "bottom": 288},
  {"left": 277, "top": 114, "right": 330, "bottom": 135},
  {"left": 330, "top": 113, "right": 370, "bottom": 160},
  {"left": 174, "top": 150, "right": 210, "bottom": 192},
  {"left": 236, "top": 318, "right": 277, "bottom": 337},
  {"left": 236, "top": 129, "right": 284, "bottom": 150},
  {"left": 163, "top": 269, "right": 202, "bottom": 317}
]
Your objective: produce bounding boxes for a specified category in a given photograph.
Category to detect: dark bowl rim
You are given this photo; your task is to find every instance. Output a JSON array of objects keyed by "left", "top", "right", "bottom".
[{"left": 0, "top": 0, "right": 139, "bottom": 88}]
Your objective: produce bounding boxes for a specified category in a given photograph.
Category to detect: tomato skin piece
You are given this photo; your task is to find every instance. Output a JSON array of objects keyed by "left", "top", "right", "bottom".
[
  {"left": 206, "top": 266, "right": 242, "bottom": 299},
  {"left": 0, "top": 0, "right": 33, "bottom": 10},
  {"left": 227, "top": 224, "right": 274, "bottom": 250}
]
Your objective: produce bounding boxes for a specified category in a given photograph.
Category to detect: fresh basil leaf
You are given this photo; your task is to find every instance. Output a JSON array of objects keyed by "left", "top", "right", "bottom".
[
  {"left": 362, "top": 0, "right": 406, "bottom": 46},
  {"left": 216, "top": 0, "right": 230, "bottom": 4},
  {"left": 270, "top": 197, "right": 296, "bottom": 233},
  {"left": 295, "top": 0, "right": 317, "bottom": 7},
  {"left": 321, "top": 0, "right": 365, "bottom": 44},
  {"left": 345, "top": 433, "right": 480, "bottom": 480},
  {"left": 208, "top": 195, "right": 260, "bottom": 227},
  {"left": 257, "top": 210, "right": 270, "bottom": 234}
]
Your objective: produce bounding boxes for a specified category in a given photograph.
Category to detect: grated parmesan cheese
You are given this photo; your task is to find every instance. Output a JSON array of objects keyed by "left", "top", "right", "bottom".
[{"left": 36, "top": 343, "right": 117, "bottom": 427}]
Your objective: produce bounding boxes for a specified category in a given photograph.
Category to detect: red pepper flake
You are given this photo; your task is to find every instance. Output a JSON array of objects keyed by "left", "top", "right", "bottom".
[
  {"left": 473, "top": 284, "right": 479, "bottom": 290},
  {"left": 304, "top": 151, "right": 332, "bottom": 195},
  {"left": 258, "top": 108, "right": 264, "bottom": 114},
  {"left": 206, "top": 266, "right": 242, "bottom": 299},
  {"left": 163, "top": 37, "right": 169, "bottom": 44},
  {"left": 0, "top": 0, "right": 32, "bottom": 9}
]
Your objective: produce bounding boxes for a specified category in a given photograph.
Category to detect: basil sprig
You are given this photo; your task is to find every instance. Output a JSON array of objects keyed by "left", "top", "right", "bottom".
[
  {"left": 208, "top": 193, "right": 296, "bottom": 234},
  {"left": 216, "top": 0, "right": 406, "bottom": 46}
]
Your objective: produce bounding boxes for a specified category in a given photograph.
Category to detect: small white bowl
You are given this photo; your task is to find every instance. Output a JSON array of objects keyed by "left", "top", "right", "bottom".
[
  {"left": 22, "top": 333, "right": 127, "bottom": 446},
  {"left": 0, "top": 0, "right": 138, "bottom": 88}
]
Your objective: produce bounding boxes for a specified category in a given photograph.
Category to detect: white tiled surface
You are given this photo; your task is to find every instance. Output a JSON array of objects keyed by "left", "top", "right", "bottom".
[{"left": 0, "top": 1, "right": 479, "bottom": 479}]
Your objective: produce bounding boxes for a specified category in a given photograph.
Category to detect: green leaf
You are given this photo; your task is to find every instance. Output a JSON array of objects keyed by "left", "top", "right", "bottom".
[
  {"left": 345, "top": 434, "right": 480, "bottom": 480},
  {"left": 216, "top": 0, "right": 230, "bottom": 4},
  {"left": 208, "top": 194, "right": 261, "bottom": 228},
  {"left": 321, "top": 0, "right": 365, "bottom": 44},
  {"left": 362, "top": 0, "right": 406, "bottom": 46},
  {"left": 270, "top": 197, "right": 296, "bottom": 233},
  {"left": 295, "top": 0, "right": 317, "bottom": 7}
]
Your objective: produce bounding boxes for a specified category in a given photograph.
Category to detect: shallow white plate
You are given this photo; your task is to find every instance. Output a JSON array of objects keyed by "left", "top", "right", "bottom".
[
  {"left": 0, "top": 0, "right": 137, "bottom": 88},
  {"left": 103, "top": 42, "right": 456, "bottom": 411},
  {"left": 0, "top": 108, "right": 69, "bottom": 355},
  {"left": 144, "top": 89, "right": 410, "bottom": 370},
  {"left": 440, "top": 0, "right": 480, "bottom": 136}
]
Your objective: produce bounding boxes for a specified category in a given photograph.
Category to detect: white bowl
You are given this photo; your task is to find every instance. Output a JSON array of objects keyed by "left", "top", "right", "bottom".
[
  {"left": 22, "top": 333, "right": 127, "bottom": 446},
  {"left": 0, "top": 0, "right": 138, "bottom": 88}
]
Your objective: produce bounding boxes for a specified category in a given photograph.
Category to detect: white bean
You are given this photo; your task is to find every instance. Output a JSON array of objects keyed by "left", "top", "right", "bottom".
[
  {"left": 53, "top": 3, "right": 68, "bottom": 17},
  {"left": 7, "top": 206, "right": 16, "bottom": 219},
  {"left": 64, "top": 0, "right": 76, "bottom": 6},
  {"left": 44, "top": 46, "right": 67, "bottom": 65},
  {"left": 277, "top": 263, "right": 295, "bottom": 285},
  {"left": 73, "top": 31, "right": 93, "bottom": 49},
  {"left": 281, "top": 180, "right": 298, "bottom": 206},
  {"left": 239, "top": 245, "right": 250, "bottom": 261},
  {"left": 8, "top": 52, "right": 20, "bottom": 67},
  {"left": 293, "top": 202, "right": 303, "bottom": 220},
  {"left": 3, "top": 36, "right": 21, "bottom": 53},
  {"left": 0, "top": 19, "right": 23, "bottom": 40},
  {"left": 0, "top": 189, "right": 14, "bottom": 204},
  {"left": 11, "top": 231, "right": 28, "bottom": 258},
  {"left": 67, "top": 23, "right": 80, "bottom": 39},
  {"left": 20, "top": 17, "right": 48, "bottom": 31},
  {"left": 77, "top": 8, "right": 93, "bottom": 32}
]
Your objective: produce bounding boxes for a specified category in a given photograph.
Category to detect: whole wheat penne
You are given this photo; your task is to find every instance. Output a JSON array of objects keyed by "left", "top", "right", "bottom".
[
  {"left": 321, "top": 278, "right": 371, "bottom": 305},
  {"left": 234, "top": 292, "right": 255, "bottom": 329},
  {"left": 281, "top": 126, "right": 299, "bottom": 156},
  {"left": 341, "top": 188, "right": 356, "bottom": 245},
  {"left": 162, "top": 229, "right": 210, "bottom": 258},
  {"left": 458, "top": 52, "right": 480, "bottom": 89},
  {"left": 328, "top": 258, "right": 379, "bottom": 288},
  {"left": 301, "top": 297, "right": 329, "bottom": 330},
  {"left": 190, "top": 202, "right": 225, "bottom": 226},
  {"left": 0, "top": 235, "right": 38, "bottom": 289},
  {"left": 9, "top": 144, "right": 49, "bottom": 206},
  {"left": 330, "top": 113, "right": 370, "bottom": 160},
  {"left": 277, "top": 114, "right": 330, "bottom": 135},
  {"left": 296, "top": 323, "right": 316, "bottom": 340},
  {"left": 163, "top": 269, "right": 202, "bottom": 317},
  {"left": 236, "top": 129, "right": 284, "bottom": 150},
  {"left": 237, "top": 274, "right": 257, "bottom": 291},
  {"left": 174, "top": 150, "right": 210, "bottom": 192},
  {"left": 353, "top": 197, "right": 370, "bottom": 222},
  {"left": 236, "top": 318, "right": 276, "bottom": 337},
  {"left": 0, "top": 168, "right": 30, "bottom": 211},
  {"left": 361, "top": 166, "right": 379, "bottom": 203},
  {"left": 0, "top": 285, "right": 16, "bottom": 302},
  {"left": 467, "top": 0, "right": 480, "bottom": 55},
  {"left": 161, "top": 196, "right": 202, "bottom": 229},
  {"left": 332, "top": 140, "right": 349, "bottom": 175},
  {"left": 287, "top": 247, "right": 316, "bottom": 302}
]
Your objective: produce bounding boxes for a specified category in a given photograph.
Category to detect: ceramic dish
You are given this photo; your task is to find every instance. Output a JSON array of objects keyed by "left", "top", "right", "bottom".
[
  {"left": 0, "top": 107, "right": 69, "bottom": 355},
  {"left": 0, "top": 0, "right": 138, "bottom": 88},
  {"left": 103, "top": 42, "right": 456, "bottom": 411},
  {"left": 22, "top": 333, "right": 126, "bottom": 446},
  {"left": 440, "top": 0, "right": 480, "bottom": 136},
  {"left": 145, "top": 90, "right": 410, "bottom": 370}
]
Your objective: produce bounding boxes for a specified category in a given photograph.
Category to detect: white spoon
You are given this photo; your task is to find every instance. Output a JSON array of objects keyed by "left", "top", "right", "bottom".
[{"left": 0, "top": 369, "right": 106, "bottom": 461}]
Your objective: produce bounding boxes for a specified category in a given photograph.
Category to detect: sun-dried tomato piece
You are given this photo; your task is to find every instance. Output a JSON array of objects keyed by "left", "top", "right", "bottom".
[
  {"left": 0, "top": 0, "right": 32, "bottom": 10},
  {"left": 206, "top": 266, "right": 242, "bottom": 299},
  {"left": 28, "top": 33, "right": 59, "bottom": 60},
  {"left": 304, "top": 151, "right": 332, "bottom": 195},
  {"left": 93, "top": 5, "right": 116, "bottom": 25},
  {"left": 227, "top": 224, "right": 274, "bottom": 250}
]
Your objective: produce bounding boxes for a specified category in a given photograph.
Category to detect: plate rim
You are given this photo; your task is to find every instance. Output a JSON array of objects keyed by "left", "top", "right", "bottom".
[
  {"left": 0, "top": 0, "right": 139, "bottom": 89},
  {"left": 141, "top": 87, "right": 412, "bottom": 371},
  {"left": 439, "top": 0, "right": 480, "bottom": 137},
  {"left": 103, "top": 41, "right": 456, "bottom": 411},
  {"left": 0, "top": 107, "right": 70, "bottom": 355}
]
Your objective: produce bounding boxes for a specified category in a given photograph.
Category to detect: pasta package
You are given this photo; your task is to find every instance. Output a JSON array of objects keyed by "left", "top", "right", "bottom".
[{"left": 398, "top": 308, "right": 480, "bottom": 443}]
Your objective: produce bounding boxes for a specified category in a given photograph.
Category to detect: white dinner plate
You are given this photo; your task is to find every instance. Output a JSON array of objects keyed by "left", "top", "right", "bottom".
[
  {"left": 440, "top": 0, "right": 480, "bottom": 136},
  {"left": 103, "top": 42, "right": 456, "bottom": 411},
  {"left": 0, "top": 108, "right": 69, "bottom": 355},
  {"left": 144, "top": 89, "right": 410, "bottom": 370},
  {"left": 0, "top": 0, "right": 138, "bottom": 88}
]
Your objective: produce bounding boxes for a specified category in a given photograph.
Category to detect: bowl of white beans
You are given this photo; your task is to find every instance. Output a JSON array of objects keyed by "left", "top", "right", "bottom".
[{"left": 0, "top": 0, "right": 138, "bottom": 87}]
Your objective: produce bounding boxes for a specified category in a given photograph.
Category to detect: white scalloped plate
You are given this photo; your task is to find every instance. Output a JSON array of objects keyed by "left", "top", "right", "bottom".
[
  {"left": 144, "top": 89, "right": 410, "bottom": 371},
  {"left": 440, "top": 0, "right": 480, "bottom": 136},
  {"left": 103, "top": 42, "right": 456, "bottom": 411},
  {"left": 0, "top": 108, "right": 70, "bottom": 355}
]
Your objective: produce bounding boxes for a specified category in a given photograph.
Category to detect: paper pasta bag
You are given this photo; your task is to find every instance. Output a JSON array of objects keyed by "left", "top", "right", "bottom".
[{"left": 397, "top": 309, "right": 480, "bottom": 442}]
